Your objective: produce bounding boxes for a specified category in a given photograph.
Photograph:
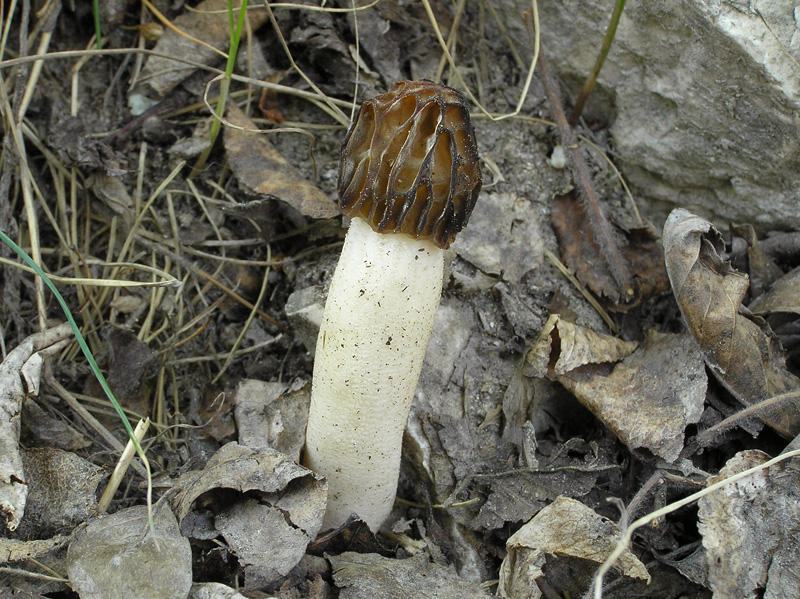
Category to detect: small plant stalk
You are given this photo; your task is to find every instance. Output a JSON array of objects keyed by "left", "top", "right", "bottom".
[
  {"left": 569, "top": 0, "right": 627, "bottom": 126},
  {"left": 192, "top": 0, "right": 249, "bottom": 175}
]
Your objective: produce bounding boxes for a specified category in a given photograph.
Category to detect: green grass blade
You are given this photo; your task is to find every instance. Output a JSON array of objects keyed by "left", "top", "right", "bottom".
[{"left": 0, "top": 230, "right": 141, "bottom": 452}]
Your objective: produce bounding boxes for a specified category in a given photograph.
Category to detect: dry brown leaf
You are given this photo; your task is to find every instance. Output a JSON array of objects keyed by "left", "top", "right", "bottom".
[
  {"left": 0, "top": 535, "right": 70, "bottom": 565},
  {"left": 87, "top": 174, "right": 134, "bottom": 224},
  {"left": 524, "top": 314, "right": 638, "bottom": 379},
  {"left": 498, "top": 496, "right": 650, "bottom": 599},
  {"left": 526, "top": 317, "right": 706, "bottom": 461},
  {"left": 467, "top": 463, "right": 602, "bottom": 531},
  {"left": 105, "top": 327, "right": 160, "bottom": 416},
  {"left": 330, "top": 552, "right": 494, "bottom": 599},
  {"left": 224, "top": 106, "right": 338, "bottom": 220},
  {"left": 140, "top": 0, "right": 269, "bottom": 97},
  {"left": 567, "top": 331, "right": 705, "bottom": 461},
  {"left": 216, "top": 497, "right": 313, "bottom": 588},
  {"left": 663, "top": 209, "right": 800, "bottom": 438},
  {"left": 67, "top": 503, "right": 192, "bottom": 599},
  {"left": 15, "top": 448, "right": 105, "bottom": 541},
  {"left": 551, "top": 193, "right": 669, "bottom": 308},
  {"left": 730, "top": 223, "right": 784, "bottom": 298},
  {"left": 748, "top": 266, "right": 800, "bottom": 316},
  {"left": 234, "top": 379, "right": 310, "bottom": 461},
  {"left": 698, "top": 450, "right": 800, "bottom": 599}
]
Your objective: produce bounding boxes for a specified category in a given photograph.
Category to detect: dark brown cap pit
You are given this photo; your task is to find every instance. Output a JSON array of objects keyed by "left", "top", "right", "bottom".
[{"left": 338, "top": 80, "right": 482, "bottom": 249}]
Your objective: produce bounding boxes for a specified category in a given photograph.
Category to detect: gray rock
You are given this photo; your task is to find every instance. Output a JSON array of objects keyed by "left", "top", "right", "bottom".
[{"left": 501, "top": 0, "right": 800, "bottom": 229}]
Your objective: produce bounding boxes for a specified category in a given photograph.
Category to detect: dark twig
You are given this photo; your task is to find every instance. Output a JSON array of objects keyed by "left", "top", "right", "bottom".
[
  {"left": 537, "top": 50, "right": 633, "bottom": 298},
  {"left": 685, "top": 389, "right": 800, "bottom": 454}
]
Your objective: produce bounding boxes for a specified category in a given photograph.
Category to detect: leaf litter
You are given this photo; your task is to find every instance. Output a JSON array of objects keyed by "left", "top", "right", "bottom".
[
  {"left": 698, "top": 450, "right": 800, "bottom": 599},
  {"left": 663, "top": 209, "right": 800, "bottom": 438},
  {"left": 525, "top": 315, "right": 706, "bottom": 462},
  {"left": 1, "top": 1, "right": 800, "bottom": 599}
]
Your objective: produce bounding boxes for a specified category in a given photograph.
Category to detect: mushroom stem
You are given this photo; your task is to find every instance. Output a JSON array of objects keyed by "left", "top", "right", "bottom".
[{"left": 304, "top": 216, "right": 443, "bottom": 531}]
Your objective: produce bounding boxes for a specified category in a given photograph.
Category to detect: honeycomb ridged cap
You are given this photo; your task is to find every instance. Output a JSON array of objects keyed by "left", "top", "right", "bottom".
[{"left": 337, "top": 80, "right": 482, "bottom": 249}]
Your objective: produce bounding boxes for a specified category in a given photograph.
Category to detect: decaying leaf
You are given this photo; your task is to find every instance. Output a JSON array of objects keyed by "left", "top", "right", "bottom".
[
  {"left": 453, "top": 192, "right": 547, "bottom": 285},
  {"left": 551, "top": 193, "right": 669, "bottom": 308},
  {"left": 104, "top": 326, "right": 160, "bottom": 418},
  {"left": 663, "top": 209, "right": 800, "bottom": 438},
  {"left": 168, "top": 442, "right": 326, "bottom": 589},
  {"left": 215, "top": 497, "right": 312, "bottom": 588},
  {"left": 498, "top": 496, "right": 650, "bottom": 599},
  {"left": 67, "top": 503, "right": 192, "bottom": 599},
  {"left": 501, "top": 365, "right": 535, "bottom": 448},
  {"left": 698, "top": 450, "right": 800, "bottom": 599},
  {"left": 730, "top": 223, "right": 783, "bottom": 298},
  {"left": 224, "top": 106, "right": 338, "bottom": 219},
  {"left": 234, "top": 378, "right": 311, "bottom": 461},
  {"left": 330, "top": 551, "right": 494, "bottom": 599},
  {"left": 139, "top": 0, "right": 269, "bottom": 97},
  {"left": 15, "top": 448, "right": 105, "bottom": 541},
  {"left": 0, "top": 535, "right": 70, "bottom": 565},
  {"left": 466, "top": 462, "right": 603, "bottom": 531},
  {"left": 526, "top": 316, "right": 706, "bottom": 461},
  {"left": 524, "top": 314, "right": 638, "bottom": 379},
  {"left": 748, "top": 266, "right": 800, "bottom": 316},
  {"left": 0, "top": 323, "right": 72, "bottom": 532},
  {"left": 194, "top": 386, "right": 236, "bottom": 442},
  {"left": 86, "top": 173, "right": 133, "bottom": 224},
  {"left": 22, "top": 399, "right": 90, "bottom": 451}
]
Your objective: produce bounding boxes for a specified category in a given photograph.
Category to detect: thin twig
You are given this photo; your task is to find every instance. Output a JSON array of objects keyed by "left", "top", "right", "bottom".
[
  {"left": 536, "top": 49, "right": 632, "bottom": 299},
  {"left": 44, "top": 368, "right": 148, "bottom": 479},
  {"left": 686, "top": 389, "right": 800, "bottom": 454},
  {"left": 134, "top": 234, "right": 292, "bottom": 334},
  {"left": 592, "top": 448, "right": 800, "bottom": 599}
]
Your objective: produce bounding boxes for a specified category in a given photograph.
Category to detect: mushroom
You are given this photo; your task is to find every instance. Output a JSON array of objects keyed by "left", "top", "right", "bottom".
[{"left": 304, "top": 80, "right": 481, "bottom": 531}]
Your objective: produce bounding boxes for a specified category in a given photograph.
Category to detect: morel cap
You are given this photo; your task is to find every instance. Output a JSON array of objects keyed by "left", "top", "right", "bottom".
[{"left": 338, "top": 80, "right": 482, "bottom": 249}]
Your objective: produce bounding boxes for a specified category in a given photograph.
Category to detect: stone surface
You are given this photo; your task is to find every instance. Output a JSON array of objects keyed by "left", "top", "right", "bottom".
[{"left": 503, "top": 0, "right": 800, "bottom": 230}]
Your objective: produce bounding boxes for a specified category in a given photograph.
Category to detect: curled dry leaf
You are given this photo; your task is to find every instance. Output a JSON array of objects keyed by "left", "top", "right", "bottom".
[
  {"left": 663, "top": 209, "right": 800, "bottom": 438},
  {"left": 698, "top": 450, "right": 800, "bottom": 599},
  {"left": 0, "top": 323, "right": 72, "bottom": 532},
  {"left": 525, "top": 316, "right": 706, "bottom": 461},
  {"left": 524, "top": 314, "right": 638, "bottom": 379},
  {"left": 730, "top": 223, "right": 783, "bottom": 298},
  {"left": 168, "top": 442, "right": 326, "bottom": 589},
  {"left": 498, "top": 496, "right": 650, "bottom": 599},
  {"left": 748, "top": 266, "right": 800, "bottom": 316},
  {"left": 224, "top": 106, "right": 338, "bottom": 220}
]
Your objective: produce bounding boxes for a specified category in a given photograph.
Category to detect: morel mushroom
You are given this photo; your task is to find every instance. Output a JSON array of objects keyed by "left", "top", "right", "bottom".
[{"left": 304, "top": 80, "right": 481, "bottom": 531}]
